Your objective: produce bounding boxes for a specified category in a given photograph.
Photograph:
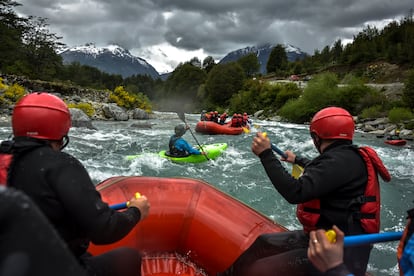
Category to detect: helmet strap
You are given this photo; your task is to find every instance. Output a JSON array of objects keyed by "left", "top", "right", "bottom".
[
  {"left": 60, "top": 135, "right": 70, "bottom": 150},
  {"left": 311, "top": 132, "right": 322, "bottom": 153}
]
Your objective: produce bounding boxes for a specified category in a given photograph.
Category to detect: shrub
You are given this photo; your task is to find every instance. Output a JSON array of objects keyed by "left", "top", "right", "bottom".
[
  {"left": 109, "top": 86, "right": 152, "bottom": 112},
  {"left": 67, "top": 102, "right": 95, "bottom": 117},
  {"left": 0, "top": 82, "right": 26, "bottom": 106},
  {"left": 360, "top": 105, "right": 384, "bottom": 119},
  {"left": 388, "top": 107, "right": 414, "bottom": 123}
]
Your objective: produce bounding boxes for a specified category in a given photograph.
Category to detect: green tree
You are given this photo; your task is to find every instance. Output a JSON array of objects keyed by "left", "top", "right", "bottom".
[
  {"left": 202, "top": 56, "right": 216, "bottom": 73},
  {"left": 237, "top": 53, "right": 260, "bottom": 77},
  {"left": 161, "top": 62, "right": 207, "bottom": 111},
  {"left": 22, "top": 16, "right": 64, "bottom": 80},
  {"left": 403, "top": 69, "right": 414, "bottom": 109},
  {"left": 205, "top": 62, "right": 245, "bottom": 107},
  {"left": 266, "top": 44, "right": 288, "bottom": 74},
  {"left": 0, "top": 0, "right": 27, "bottom": 73}
]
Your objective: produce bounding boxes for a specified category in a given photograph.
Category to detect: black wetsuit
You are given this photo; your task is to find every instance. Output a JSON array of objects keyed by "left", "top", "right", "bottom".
[
  {"left": 219, "top": 140, "right": 372, "bottom": 276},
  {"left": 0, "top": 186, "right": 88, "bottom": 276},
  {"left": 5, "top": 139, "right": 142, "bottom": 276}
]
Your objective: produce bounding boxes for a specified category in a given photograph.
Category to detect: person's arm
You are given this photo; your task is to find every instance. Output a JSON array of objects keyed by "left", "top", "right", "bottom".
[
  {"left": 308, "top": 226, "right": 354, "bottom": 276},
  {"left": 176, "top": 138, "right": 202, "bottom": 155},
  {"left": 51, "top": 153, "right": 148, "bottom": 244}
]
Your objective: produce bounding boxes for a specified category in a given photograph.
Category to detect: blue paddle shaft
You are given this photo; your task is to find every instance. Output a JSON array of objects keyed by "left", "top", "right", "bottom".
[
  {"left": 344, "top": 231, "right": 403, "bottom": 247},
  {"left": 271, "top": 144, "right": 288, "bottom": 159},
  {"left": 110, "top": 202, "right": 128, "bottom": 210}
]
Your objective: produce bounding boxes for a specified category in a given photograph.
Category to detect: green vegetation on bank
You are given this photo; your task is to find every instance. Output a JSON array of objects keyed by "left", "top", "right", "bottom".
[{"left": 1, "top": 0, "right": 414, "bottom": 128}]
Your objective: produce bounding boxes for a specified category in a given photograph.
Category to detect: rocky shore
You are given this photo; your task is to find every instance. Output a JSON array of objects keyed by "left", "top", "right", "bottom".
[{"left": 0, "top": 75, "right": 412, "bottom": 140}]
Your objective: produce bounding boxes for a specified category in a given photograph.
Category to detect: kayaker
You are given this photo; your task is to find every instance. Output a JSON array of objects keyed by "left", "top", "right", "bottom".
[
  {"left": 387, "top": 129, "right": 401, "bottom": 140},
  {"left": 0, "top": 92, "right": 150, "bottom": 276},
  {"left": 243, "top": 106, "right": 391, "bottom": 276},
  {"left": 167, "top": 124, "right": 206, "bottom": 157}
]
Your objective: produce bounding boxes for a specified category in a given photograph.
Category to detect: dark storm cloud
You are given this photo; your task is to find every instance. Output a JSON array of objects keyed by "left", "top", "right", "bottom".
[{"left": 14, "top": 0, "right": 413, "bottom": 70}]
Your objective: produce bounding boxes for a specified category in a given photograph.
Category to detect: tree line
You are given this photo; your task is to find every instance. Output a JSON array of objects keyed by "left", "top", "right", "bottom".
[{"left": 1, "top": 0, "right": 414, "bottom": 125}]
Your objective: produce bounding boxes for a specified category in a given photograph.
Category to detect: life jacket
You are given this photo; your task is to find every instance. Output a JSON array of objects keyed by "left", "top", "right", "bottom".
[
  {"left": 0, "top": 154, "right": 12, "bottom": 185},
  {"left": 242, "top": 115, "right": 249, "bottom": 126},
  {"left": 398, "top": 208, "right": 414, "bottom": 275},
  {"left": 166, "top": 136, "right": 189, "bottom": 157},
  {"left": 296, "top": 146, "right": 391, "bottom": 233},
  {"left": 231, "top": 116, "right": 238, "bottom": 127},
  {"left": 0, "top": 140, "right": 14, "bottom": 185}
]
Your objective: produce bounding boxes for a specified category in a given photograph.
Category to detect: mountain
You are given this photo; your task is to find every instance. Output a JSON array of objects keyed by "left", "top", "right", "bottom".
[
  {"left": 219, "top": 43, "right": 308, "bottom": 74},
  {"left": 59, "top": 43, "right": 160, "bottom": 79}
]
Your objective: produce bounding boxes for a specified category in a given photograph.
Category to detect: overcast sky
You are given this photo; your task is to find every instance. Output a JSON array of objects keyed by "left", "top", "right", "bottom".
[{"left": 15, "top": 0, "right": 413, "bottom": 73}]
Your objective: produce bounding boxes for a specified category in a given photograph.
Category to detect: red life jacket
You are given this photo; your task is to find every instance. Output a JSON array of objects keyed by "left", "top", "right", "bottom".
[
  {"left": 0, "top": 153, "right": 12, "bottom": 186},
  {"left": 296, "top": 146, "right": 391, "bottom": 233}
]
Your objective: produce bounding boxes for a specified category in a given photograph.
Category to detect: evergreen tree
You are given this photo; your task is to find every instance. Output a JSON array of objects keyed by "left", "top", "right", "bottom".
[
  {"left": 202, "top": 56, "right": 216, "bottom": 73},
  {"left": 205, "top": 62, "right": 245, "bottom": 107},
  {"left": 0, "top": 0, "right": 27, "bottom": 72},
  {"left": 266, "top": 44, "right": 288, "bottom": 74},
  {"left": 237, "top": 53, "right": 260, "bottom": 77}
]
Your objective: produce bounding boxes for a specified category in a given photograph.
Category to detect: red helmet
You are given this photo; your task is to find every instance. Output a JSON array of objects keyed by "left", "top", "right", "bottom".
[
  {"left": 12, "top": 92, "right": 71, "bottom": 140},
  {"left": 310, "top": 107, "right": 354, "bottom": 140}
]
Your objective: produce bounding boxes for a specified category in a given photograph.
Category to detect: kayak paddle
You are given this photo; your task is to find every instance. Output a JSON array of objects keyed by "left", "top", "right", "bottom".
[{"left": 177, "top": 112, "right": 210, "bottom": 161}]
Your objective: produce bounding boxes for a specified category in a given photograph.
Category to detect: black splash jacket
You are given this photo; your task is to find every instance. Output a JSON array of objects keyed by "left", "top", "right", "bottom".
[
  {"left": 8, "top": 143, "right": 141, "bottom": 256},
  {"left": 258, "top": 140, "right": 368, "bottom": 233}
]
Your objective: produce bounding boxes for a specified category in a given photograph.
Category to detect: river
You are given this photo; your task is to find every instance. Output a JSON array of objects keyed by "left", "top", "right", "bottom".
[{"left": 1, "top": 111, "right": 413, "bottom": 275}]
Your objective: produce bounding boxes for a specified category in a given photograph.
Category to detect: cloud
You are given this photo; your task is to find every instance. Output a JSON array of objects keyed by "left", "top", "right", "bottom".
[{"left": 15, "top": 0, "right": 413, "bottom": 72}]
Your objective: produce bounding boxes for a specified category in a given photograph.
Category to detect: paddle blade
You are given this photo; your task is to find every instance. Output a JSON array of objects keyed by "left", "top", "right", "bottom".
[
  {"left": 292, "top": 164, "right": 304, "bottom": 179},
  {"left": 177, "top": 112, "right": 185, "bottom": 122},
  {"left": 242, "top": 126, "right": 250, "bottom": 133}
]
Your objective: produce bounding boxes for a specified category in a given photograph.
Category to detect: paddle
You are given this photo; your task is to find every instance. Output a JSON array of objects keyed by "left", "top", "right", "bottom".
[
  {"left": 109, "top": 192, "right": 141, "bottom": 210},
  {"left": 261, "top": 132, "right": 304, "bottom": 179},
  {"left": 344, "top": 231, "right": 403, "bottom": 247},
  {"left": 177, "top": 112, "right": 210, "bottom": 161}
]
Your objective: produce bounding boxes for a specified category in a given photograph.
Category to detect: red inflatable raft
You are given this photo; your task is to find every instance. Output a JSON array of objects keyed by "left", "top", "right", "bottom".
[
  {"left": 89, "top": 176, "right": 287, "bottom": 276},
  {"left": 195, "top": 121, "right": 248, "bottom": 135},
  {"left": 384, "top": 139, "right": 407, "bottom": 146}
]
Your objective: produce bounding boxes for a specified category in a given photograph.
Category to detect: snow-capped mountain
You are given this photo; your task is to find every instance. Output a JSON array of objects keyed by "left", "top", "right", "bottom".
[
  {"left": 59, "top": 43, "right": 160, "bottom": 79},
  {"left": 219, "top": 43, "right": 308, "bottom": 74}
]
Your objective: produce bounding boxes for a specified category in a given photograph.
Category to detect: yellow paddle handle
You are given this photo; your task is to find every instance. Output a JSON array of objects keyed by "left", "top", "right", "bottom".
[
  {"left": 325, "top": 229, "right": 337, "bottom": 243},
  {"left": 126, "top": 192, "right": 141, "bottom": 207}
]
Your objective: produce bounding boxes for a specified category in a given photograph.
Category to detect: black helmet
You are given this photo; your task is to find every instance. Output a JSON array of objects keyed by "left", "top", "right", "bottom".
[{"left": 175, "top": 124, "right": 186, "bottom": 136}]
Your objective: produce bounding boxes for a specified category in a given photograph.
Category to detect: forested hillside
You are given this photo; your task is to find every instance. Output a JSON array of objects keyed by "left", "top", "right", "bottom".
[{"left": 1, "top": 0, "right": 414, "bottom": 126}]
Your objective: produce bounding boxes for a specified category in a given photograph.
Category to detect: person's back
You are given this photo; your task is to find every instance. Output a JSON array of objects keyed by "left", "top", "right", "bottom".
[
  {"left": 1, "top": 92, "right": 150, "bottom": 276},
  {"left": 0, "top": 186, "right": 88, "bottom": 276},
  {"left": 168, "top": 124, "right": 202, "bottom": 157},
  {"left": 247, "top": 107, "right": 390, "bottom": 276}
]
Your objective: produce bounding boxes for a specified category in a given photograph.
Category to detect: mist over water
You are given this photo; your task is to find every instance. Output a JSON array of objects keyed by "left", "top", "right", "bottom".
[{"left": 1, "top": 111, "right": 413, "bottom": 275}]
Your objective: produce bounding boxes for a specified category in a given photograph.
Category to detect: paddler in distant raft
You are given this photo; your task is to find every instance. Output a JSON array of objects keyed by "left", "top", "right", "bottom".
[
  {"left": 166, "top": 124, "right": 207, "bottom": 157},
  {"left": 219, "top": 106, "right": 391, "bottom": 276}
]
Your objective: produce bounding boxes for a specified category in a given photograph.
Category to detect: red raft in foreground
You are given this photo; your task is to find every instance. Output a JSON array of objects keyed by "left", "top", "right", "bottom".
[
  {"left": 89, "top": 176, "right": 287, "bottom": 276},
  {"left": 195, "top": 121, "right": 248, "bottom": 135}
]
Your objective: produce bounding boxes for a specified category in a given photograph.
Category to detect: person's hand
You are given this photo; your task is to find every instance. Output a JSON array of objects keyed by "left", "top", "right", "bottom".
[
  {"left": 307, "top": 225, "right": 345, "bottom": 273},
  {"left": 251, "top": 132, "right": 271, "bottom": 156},
  {"left": 128, "top": 195, "right": 150, "bottom": 220},
  {"left": 201, "top": 151, "right": 208, "bottom": 155},
  {"left": 282, "top": 150, "right": 296, "bottom": 163}
]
